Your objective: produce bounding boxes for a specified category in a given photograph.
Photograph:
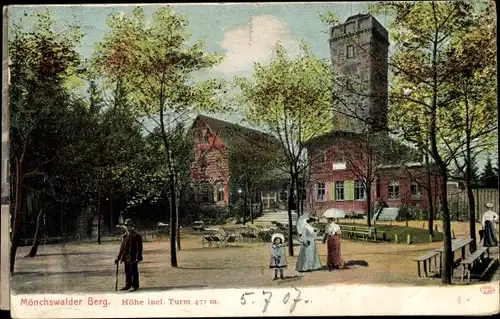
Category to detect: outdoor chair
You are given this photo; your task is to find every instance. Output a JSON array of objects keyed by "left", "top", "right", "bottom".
[
  {"left": 202, "top": 236, "right": 214, "bottom": 247},
  {"left": 246, "top": 232, "right": 258, "bottom": 242},
  {"left": 224, "top": 235, "right": 236, "bottom": 246},
  {"left": 240, "top": 232, "right": 249, "bottom": 243},
  {"left": 211, "top": 235, "right": 222, "bottom": 247}
]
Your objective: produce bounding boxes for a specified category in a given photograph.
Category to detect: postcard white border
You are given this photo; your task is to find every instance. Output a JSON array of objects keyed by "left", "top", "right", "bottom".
[
  {"left": 9, "top": 284, "right": 500, "bottom": 318},
  {"left": 3, "top": 2, "right": 500, "bottom": 318},
  {"left": 1, "top": 5, "right": 12, "bottom": 312}
]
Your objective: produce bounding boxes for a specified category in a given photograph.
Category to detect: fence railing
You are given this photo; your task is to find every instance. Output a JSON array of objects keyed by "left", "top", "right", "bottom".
[{"left": 447, "top": 188, "right": 499, "bottom": 221}]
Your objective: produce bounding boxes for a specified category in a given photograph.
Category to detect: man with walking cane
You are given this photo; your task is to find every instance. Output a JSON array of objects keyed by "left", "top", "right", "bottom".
[{"left": 115, "top": 219, "right": 143, "bottom": 292}]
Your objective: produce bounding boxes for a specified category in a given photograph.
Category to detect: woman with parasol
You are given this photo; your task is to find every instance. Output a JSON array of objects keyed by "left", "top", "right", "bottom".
[
  {"left": 295, "top": 213, "right": 322, "bottom": 272},
  {"left": 322, "top": 208, "right": 346, "bottom": 270}
]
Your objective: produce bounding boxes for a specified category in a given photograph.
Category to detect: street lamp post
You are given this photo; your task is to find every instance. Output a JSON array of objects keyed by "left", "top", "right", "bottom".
[{"left": 168, "top": 150, "right": 178, "bottom": 267}]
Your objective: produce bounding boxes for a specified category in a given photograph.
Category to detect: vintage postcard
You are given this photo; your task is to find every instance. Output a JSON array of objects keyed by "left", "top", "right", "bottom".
[{"left": 2, "top": 1, "right": 499, "bottom": 318}]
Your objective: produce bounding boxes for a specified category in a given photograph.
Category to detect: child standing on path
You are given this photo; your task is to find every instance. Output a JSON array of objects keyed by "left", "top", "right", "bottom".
[{"left": 269, "top": 233, "right": 287, "bottom": 280}]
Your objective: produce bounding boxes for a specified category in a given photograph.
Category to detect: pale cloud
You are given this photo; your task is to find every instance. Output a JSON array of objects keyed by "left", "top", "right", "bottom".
[{"left": 213, "top": 15, "right": 300, "bottom": 75}]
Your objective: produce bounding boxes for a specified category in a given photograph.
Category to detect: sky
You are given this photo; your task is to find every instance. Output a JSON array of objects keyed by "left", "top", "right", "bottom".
[
  {"left": 9, "top": 3, "right": 378, "bottom": 78},
  {"left": 7, "top": 3, "right": 497, "bottom": 167}
]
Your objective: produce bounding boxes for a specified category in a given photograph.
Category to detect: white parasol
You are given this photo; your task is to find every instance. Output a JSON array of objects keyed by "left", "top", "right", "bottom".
[
  {"left": 322, "top": 208, "right": 346, "bottom": 219},
  {"left": 296, "top": 213, "right": 311, "bottom": 236}
]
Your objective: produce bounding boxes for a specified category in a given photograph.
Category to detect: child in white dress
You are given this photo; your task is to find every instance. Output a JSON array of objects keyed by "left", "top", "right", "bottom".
[{"left": 269, "top": 233, "right": 287, "bottom": 280}]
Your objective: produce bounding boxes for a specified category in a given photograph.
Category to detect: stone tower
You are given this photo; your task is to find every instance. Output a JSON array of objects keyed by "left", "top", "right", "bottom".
[{"left": 329, "top": 13, "right": 389, "bottom": 132}]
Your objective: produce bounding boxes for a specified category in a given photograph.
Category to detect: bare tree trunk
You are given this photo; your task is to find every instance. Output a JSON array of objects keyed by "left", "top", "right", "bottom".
[
  {"left": 287, "top": 168, "right": 296, "bottom": 257},
  {"left": 464, "top": 78, "right": 477, "bottom": 253},
  {"left": 259, "top": 190, "right": 263, "bottom": 215},
  {"left": 466, "top": 182, "right": 476, "bottom": 252},
  {"left": 176, "top": 188, "right": 181, "bottom": 251},
  {"left": 294, "top": 178, "right": 300, "bottom": 216},
  {"left": 439, "top": 171, "right": 453, "bottom": 284},
  {"left": 250, "top": 188, "right": 254, "bottom": 224},
  {"left": 10, "top": 156, "right": 25, "bottom": 273},
  {"left": 97, "top": 191, "right": 101, "bottom": 245},
  {"left": 242, "top": 183, "right": 247, "bottom": 225},
  {"left": 425, "top": 154, "right": 434, "bottom": 236},
  {"left": 169, "top": 178, "right": 178, "bottom": 267},
  {"left": 26, "top": 207, "right": 43, "bottom": 258},
  {"left": 109, "top": 190, "right": 114, "bottom": 235},
  {"left": 366, "top": 183, "right": 372, "bottom": 227}
]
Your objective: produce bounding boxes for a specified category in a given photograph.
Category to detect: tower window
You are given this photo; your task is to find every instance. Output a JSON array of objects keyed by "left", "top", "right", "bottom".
[{"left": 347, "top": 45, "right": 355, "bottom": 59}]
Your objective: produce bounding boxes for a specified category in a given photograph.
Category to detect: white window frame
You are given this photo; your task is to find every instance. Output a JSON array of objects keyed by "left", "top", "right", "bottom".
[
  {"left": 335, "top": 181, "right": 345, "bottom": 201},
  {"left": 316, "top": 183, "right": 325, "bottom": 201},
  {"left": 355, "top": 180, "right": 365, "bottom": 200},
  {"left": 388, "top": 180, "right": 400, "bottom": 201}
]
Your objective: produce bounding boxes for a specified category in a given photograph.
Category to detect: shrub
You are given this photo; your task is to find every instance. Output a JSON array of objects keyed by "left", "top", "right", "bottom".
[{"left": 396, "top": 205, "right": 427, "bottom": 221}]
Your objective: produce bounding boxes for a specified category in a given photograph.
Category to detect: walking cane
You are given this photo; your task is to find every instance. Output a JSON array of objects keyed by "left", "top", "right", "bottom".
[{"left": 115, "top": 262, "right": 119, "bottom": 291}]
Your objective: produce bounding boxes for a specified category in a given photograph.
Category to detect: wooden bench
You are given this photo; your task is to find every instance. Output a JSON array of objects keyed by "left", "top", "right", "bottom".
[
  {"left": 414, "top": 250, "right": 440, "bottom": 277},
  {"left": 459, "top": 247, "right": 490, "bottom": 284},
  {"left": 340, "top": 226, "right": 380, "bottom": 242}
]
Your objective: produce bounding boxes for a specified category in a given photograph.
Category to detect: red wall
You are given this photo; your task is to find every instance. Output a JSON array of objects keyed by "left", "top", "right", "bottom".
[
  {"left": 190, "top": 119, "right": 230, "bottom": 204},
  {"left": 307, "top": 142, "right": 440, "bottom": 215}
]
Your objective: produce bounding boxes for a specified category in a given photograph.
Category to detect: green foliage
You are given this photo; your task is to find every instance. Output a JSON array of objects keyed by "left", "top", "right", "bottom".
[
  {"left": 92, "top": 6, "right": 227, "bottom": 118},
  {"left": 235, "top": 41, "right": 335, "bottom": 174},
  {"left": 370, "top": 1, "right": 496, "bottom": 169},
  {"left": 480, "top": 155, "right": 499, "bottom": 188},
  {"left": 396, "top": 205, "right": 428, "bottom": 221}
]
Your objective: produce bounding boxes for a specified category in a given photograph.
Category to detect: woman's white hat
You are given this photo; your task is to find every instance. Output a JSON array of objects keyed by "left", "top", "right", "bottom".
[
  {"left": 485, "top": 202, "right": 494, "bottom": 209},
  {"left": 271, "top": 233, "right": 285, "bottom": 243}
]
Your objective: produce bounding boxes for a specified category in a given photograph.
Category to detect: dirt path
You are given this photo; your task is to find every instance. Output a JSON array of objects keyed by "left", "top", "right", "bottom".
[{"left": 14, "top": 233, "right": 490, "bottom": 294}]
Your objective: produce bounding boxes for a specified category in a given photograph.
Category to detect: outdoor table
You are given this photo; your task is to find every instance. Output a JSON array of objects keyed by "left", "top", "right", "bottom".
[{"left": 435, "top": 238, "right": 473, "bottom": 276}]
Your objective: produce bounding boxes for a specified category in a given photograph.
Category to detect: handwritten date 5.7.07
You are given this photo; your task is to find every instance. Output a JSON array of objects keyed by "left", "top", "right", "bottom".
[{"left": 240, "top": 286, "right": 310, "bottom": 314}]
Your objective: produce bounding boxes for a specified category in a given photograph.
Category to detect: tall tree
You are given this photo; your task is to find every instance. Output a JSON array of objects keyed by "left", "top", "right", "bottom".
[
  {"left": 93, "top": 7, "right": 225, "bottom": 267},
  {"left": 8, "top": 10, "right": 83, "bottom": 271},
  {"left": 236, "top": 41, "right": 336, "bottom": 256},
  {"left": 368, "top": 1, "right": 485, "bottom": 284},
  {"left": 440, "top": 0, "right": 497, "bottom": 252},
  {"left": 481, "top": 155, "right": 499, "bottom": 189}
]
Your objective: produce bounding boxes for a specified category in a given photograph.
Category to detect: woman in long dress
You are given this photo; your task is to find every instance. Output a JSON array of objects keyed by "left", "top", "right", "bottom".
[
  {"left": 295, "top": 213, "right": 322, "bottom": 272},
  {"left": 482, "top": 202, "right": 499, "bottom": 247},
  {"left": 322, "top": 217, "right": 345, "bottom": 270}
]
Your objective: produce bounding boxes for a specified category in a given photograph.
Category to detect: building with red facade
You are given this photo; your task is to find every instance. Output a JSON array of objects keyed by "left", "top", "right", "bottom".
[
  {"left": 304, "top": 14, "right": 441, "bottom": 218},
  {"left": 188, "top": 114, "right": 282, "bottom": 210},
  {"left": 304, "top": 131, "right": 440, "bottom": 217}
]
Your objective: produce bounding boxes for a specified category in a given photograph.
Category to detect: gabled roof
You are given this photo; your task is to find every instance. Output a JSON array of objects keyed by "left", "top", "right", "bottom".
[{"left": 192, "top": 114, "right": 282, "bottom": 151}]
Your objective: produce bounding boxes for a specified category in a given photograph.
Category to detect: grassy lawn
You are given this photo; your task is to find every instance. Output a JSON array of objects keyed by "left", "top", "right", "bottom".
[{"left": 313, "top": 222, "right": 444, "bottom": 244}]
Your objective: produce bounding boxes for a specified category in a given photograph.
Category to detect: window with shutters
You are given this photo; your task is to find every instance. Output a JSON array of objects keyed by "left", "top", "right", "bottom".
[
  {"left": 335, "top": 181, "right": 345, "bottom": 201},
  {"left": 316, "top": 183, "right": 325, "bottom": 201},
  {"left": 355, "top": 180, "right": 365, "bottom": 200},
  {"left": 388, "top": 180, "right": 400, "bottom": 200},
  {"left": 411, "top": 182, "right": 421, "bottom": 200}
]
